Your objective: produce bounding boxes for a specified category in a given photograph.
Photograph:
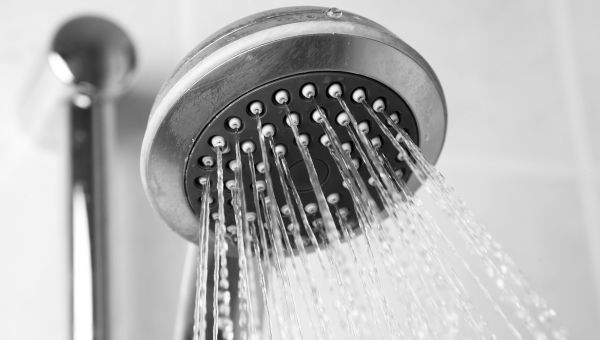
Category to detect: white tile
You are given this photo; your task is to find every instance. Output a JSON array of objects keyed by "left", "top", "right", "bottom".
[
  {"left": 0, "top": 144, "right": 70, "bottom": 339},
  {"left": 568, "top": 0, "right": 600, "bottom": 163},
  {"left": 350, "top": 1, "right": 575, "bottom": 166}
]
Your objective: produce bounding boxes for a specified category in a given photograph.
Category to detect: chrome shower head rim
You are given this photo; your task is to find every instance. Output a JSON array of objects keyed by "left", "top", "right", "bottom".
[{"left": 141, "top": 6, "right": 447, "bottom": 244}]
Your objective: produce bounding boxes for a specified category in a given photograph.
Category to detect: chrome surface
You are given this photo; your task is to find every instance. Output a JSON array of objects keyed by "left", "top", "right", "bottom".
[
  {"left": 51, "top": 16, "right": 136, "bottom": 96},
  {"left": 141, "top": 6, "right": 447, "bottom": 244},
  {"left": 49, "top": 16, "right": 136, "bottom": 340}
]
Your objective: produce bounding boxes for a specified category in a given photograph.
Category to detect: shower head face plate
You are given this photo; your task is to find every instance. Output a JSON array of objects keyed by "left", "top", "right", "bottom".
[
  {"left": 185, "top": 72, "right": 419, "bottom": 247},
  {"left": 141, "top": 6, "right": 447, "bottom": 247}
]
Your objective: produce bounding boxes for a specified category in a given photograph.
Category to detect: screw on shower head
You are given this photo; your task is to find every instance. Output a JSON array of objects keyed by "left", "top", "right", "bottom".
[{"left": 141, "top": 6, "right": 447, "bottom": 254}]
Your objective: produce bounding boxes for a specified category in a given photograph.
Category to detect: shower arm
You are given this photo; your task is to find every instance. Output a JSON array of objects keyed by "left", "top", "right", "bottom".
[
  {"left": 69, "top": 94, "right": 109, "bottom": 340},
  {"left": 26, "top": 16, "right": 136, "bottom": 340}
]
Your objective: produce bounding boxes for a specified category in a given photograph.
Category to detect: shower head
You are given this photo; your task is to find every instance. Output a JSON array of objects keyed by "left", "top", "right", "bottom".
[{"left": 141, "top": 6, "right": 447, "bottom": 251}]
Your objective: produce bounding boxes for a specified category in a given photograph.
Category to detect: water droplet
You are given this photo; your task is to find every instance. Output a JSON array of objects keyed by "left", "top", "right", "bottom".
[
  {"left": 326, "top": 7, "right": 343, "bottom": 19},
  {"left": 496, "top": 278, "right": 505, "bottom": 289}
]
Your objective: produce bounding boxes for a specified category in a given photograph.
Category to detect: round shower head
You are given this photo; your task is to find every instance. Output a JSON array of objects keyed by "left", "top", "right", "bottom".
[{"left": 141, "top": 6, "right": 446, "bottom": 249}]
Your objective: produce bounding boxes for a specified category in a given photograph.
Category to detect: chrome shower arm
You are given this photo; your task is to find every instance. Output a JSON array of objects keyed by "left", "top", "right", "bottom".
[
  {"left": 24, "top": 15, "right": 136, "bottom": 340},
  {"left": 69, "top": 97, "right": 109, "bottom": 340}
]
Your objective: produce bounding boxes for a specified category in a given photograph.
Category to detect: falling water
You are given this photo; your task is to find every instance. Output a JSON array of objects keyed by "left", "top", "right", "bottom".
[
  {"left": 277, "top": 151, "right": 334, "bottom": 340},
  {"left": 190, "top": 89, "right": 567, "bottom": 340},
  {"left": 256, "top": 117, "right": 305, "bottom": 340},
  {"left": 308, "top": 102, "right": 405, "bottom": 337},
  {"left": 268, "top": 136, "right": 330, "bottom": 340},
  {"left": 192, "top": 177, "right": 211, "bottom": 340},
  {"left": 282, "top": 104, "right": 362, "bottom": 338},
  {"left": 361, "top": 98, "right": 566, "bottom": 339},
  {"left": 231, "top": 132, "right": 255, "bottom": 340},
  {"left": 246, "top": 148, "right": 274, "bottom": 339}
]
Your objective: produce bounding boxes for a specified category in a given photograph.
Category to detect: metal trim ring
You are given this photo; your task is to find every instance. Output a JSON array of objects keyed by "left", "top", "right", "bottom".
[{"left": 141, "top": 6, "right": 447, "bottom": 243}]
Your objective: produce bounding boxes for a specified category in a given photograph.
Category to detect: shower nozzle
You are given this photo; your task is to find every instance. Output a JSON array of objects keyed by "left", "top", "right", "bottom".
[{"left": 141, "top": 6, "right": 447, "bottom": 253}]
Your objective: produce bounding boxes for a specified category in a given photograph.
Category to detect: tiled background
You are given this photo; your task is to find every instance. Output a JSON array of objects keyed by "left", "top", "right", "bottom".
[{"left": 1, "top": 0, "right": 599, "bottom": 339}]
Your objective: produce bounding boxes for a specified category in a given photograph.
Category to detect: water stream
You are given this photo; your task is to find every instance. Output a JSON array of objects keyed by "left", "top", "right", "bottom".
[{"left": 191, "top": 95, "right": 567, "bottom": 340}]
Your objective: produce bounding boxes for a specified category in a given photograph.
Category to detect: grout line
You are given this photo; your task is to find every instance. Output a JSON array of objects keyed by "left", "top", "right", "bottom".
[{"left": 550, "top": 0, "right": 600, "bottom": 314}]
